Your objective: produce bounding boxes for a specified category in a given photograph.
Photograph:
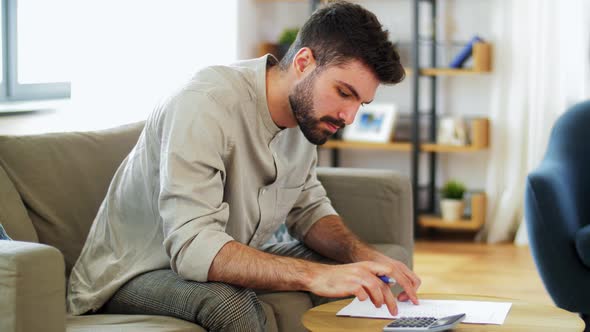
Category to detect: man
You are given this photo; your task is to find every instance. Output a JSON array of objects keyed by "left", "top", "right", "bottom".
[{"left": 67, "top": 1, "right": 421, "bottom": 331}]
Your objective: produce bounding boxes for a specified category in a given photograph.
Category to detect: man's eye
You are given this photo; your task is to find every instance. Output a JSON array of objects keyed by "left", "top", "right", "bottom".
[{"left": 338, "top": 89, "right": 350, "bottom": 98}]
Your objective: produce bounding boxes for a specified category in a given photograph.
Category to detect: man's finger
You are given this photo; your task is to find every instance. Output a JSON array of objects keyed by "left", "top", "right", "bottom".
[
  {"left": 361, "top": 276, "right": 385, "bottom": 308},
  {"left": 392, "top": 271, "right": 419, "bottom": 305},
  {"left": 382, "top": 281, "right": 398, "bottom": 316},
  {"left": 402, "top": 266, "right": 422, "bottom": 289},
  {"left": 355, "top": 288, "right": 370, "bottom": 302},
  {"left": 397, "top": 291, "right": 409, "bottom": 302}
]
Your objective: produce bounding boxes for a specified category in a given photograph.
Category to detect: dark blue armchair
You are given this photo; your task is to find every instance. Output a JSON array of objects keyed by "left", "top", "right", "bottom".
[{"left": 525, "top": 100, "right": 590, "bottom": 330}]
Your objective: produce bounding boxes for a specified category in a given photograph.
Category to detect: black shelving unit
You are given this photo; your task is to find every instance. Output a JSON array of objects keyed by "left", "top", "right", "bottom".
[{"left": 412, "top": 0, "right": 439, "bottom": 231}]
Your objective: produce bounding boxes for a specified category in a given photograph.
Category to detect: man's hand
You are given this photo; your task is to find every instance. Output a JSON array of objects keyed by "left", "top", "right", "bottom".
[
  {"left": 370, "top": 254, "right": 421, "bottom": 304},
  {"left": 303, "top": 215, "right": 422, "bottom": 311},
  {"left": 306, "top": 261, "right": 417, "bottom": 316}
]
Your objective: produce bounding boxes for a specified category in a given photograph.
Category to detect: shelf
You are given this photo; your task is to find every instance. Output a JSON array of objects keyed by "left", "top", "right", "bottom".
[
  {"left": 421, "top": 144, "right": 486, "bottom": 152},
  {"left": 419, "top": 215, "right": 483, "bottom": 231},
  {"left": 321, "top": 140, "right": 411, "bottom": 151},
  {"left": 421, "top": 68, "right": 491, "bottom": 76},
  {"left": 405, "top": 42, "right": 493, "bottom": 76},
  {"left": 419, "top": 192, "right": 486, "bottom": 231},
  {"left": 405, "top": 68, "right": 491, "bottom": 76},
  {"left": 320, "top": 141, "right": 488, "bottom": 152},
  {"left": 321, "top": 118, "right": 489, "bottom": 153}
]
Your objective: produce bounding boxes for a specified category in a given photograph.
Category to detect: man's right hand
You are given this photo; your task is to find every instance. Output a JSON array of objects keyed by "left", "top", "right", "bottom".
[{"left": 306, "top": 261, "right": 401, "bottom": 315}]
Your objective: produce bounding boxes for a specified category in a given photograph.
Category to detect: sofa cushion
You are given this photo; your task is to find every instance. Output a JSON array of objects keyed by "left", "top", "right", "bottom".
[
  {"left": 0, "top": 165, "right": 37, "bottom": 242},
  {"left": 66, "top": 300, "right": 279, "bottom": 332},
  {"left": 258, "top": 291, "right": 313, "bottom": 332},
  {"left": 66, "top": 314, "right": 206, "bottom": 332},
  {"left": 0, "top": 122, "right": 144, "bottom": 275}
]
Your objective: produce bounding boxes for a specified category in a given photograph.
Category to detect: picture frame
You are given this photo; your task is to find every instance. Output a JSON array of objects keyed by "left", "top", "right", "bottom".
[
  {"left": 342, "top": 103, "right": 398, "bottom": 143},
  {"left": 437, "top": 116, "right": 469, "bottom": 145}
]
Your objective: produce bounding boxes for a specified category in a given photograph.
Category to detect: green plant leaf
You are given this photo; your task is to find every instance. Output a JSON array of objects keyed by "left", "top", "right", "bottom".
[
  {"left": 278, "top": 27, "right": 299, "bottom": 45},
  {"left": 440, "top": 180, "right": 466, "bottom": 199}
]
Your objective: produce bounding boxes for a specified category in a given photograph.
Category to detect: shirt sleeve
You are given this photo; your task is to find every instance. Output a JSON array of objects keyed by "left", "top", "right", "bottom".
[
  {"left": 285, "top": 149, "right": 338, "bottom": 241},
  {"left": 157, "top": 90, "right": 234, "bottom": 282}
]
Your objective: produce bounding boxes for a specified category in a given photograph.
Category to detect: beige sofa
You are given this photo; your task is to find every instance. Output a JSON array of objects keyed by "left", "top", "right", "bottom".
[{"left": 0, "top": 122, "right": 413, "bottom": 332}]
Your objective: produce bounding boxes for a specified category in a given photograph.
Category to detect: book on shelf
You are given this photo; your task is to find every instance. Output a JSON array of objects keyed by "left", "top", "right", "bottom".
[{"left": 449, "top": 35, "right": 483, "bottom": 68}]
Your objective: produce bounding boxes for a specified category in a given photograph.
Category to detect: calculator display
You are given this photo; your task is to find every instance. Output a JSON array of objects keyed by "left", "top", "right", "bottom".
[
  {"left": 431, "top": 315, "right": 463, "bottom": 327},
  {"left": 431, "top": 318, "right": 451, "bottom": 327}
]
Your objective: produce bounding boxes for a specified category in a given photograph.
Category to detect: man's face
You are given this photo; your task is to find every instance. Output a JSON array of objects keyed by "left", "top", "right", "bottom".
[{"left": 289, "top": 60, "right": 380, "bottom": 145}]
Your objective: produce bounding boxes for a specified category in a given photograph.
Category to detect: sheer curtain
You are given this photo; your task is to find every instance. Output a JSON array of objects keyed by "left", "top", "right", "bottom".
[
  {"left": 477, "top": 0, "right": 590, "bottom": 244},
  {"left": 70, "top": 1, "right": 238, "bottom": 130}
]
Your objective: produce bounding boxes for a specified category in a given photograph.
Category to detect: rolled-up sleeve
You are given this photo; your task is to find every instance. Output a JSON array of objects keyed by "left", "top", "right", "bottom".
[
  {"left": 157, "top": 90, "right": 234, "bottom": 282},
  {"left": 285, "top": 150, "right": 338, "bottom": 241}
]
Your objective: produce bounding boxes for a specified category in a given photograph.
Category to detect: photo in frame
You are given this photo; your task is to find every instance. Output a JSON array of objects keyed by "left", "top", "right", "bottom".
[
  {"left": 342, "top": 103, "right": 398, "bottom": 143},
  {"left": 437, "top": 116, "right": 469, "bottom": 145}
]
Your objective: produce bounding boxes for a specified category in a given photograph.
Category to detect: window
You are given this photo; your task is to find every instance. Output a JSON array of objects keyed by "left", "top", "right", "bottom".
[
  {"left": 73, "top": 0, "right": 238, "bottom": 123},
  {"left": 1, "top": 0, "right": 70, "bottom": 101}
]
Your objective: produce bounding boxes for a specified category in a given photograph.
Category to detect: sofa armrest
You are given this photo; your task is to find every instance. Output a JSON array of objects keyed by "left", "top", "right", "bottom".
[
  {"left": 317, "top": 167, "right": 413, "bottom": 267},
  {"left": 0, "top": 241, "right": 66, "bottom": 332}
]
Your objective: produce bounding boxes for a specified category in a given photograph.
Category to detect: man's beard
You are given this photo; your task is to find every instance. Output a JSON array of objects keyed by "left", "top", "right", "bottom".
[{"left": 289, "top": 72, "right": 345, "bottom": 145}]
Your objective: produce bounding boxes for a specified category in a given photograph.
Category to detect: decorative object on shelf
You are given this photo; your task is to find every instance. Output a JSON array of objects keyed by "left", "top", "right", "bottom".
[
  {"left": 392, "top": 113, "right": 430, "bottom": 142},
  {"left": 440, "top": 180, "right": 466, "bottom": 222},
  {"left": 472, "top": 42, "right": 492, "bottom": 72},
  {"left": 277, "top": 27, "right": 299, "bottom": 60},
  {"left": 419, "top": 192, "right": 487, "bottom": 231},
  {"left": 445, "top": 35, "right": 492, "bottom": 72},
  {"left": 437, "top": 116, "right": 468, "bottom": 145},
  {"left": 449, "top": 35, "right": 483, "bottom": 68},
  {"left": 342, "top": 103, "right": 398, "bottom": 143}
]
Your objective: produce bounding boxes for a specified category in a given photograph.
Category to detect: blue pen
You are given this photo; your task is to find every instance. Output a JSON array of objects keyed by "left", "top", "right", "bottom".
[{"left": 379, "top": 276, "right": 396, "bottom": 284}]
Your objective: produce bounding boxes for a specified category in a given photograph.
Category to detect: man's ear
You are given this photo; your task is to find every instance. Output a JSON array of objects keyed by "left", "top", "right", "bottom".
[{"left": 293, "top": 47, "right": 316, "bottom": 78}]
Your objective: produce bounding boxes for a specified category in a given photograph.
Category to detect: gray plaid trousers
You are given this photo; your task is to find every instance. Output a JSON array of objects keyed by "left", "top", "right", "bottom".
[{"left": 99, "top": 241, "right": 337, "bottom": 332}]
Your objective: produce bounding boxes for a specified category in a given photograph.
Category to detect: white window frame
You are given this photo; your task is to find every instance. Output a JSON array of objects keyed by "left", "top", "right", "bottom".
[{"left": 1, "top": 0, "right": 70, "bottom": 101}]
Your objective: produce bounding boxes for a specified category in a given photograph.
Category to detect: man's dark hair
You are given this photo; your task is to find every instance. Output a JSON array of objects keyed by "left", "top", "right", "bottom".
[{"left": 279, "top": 0, "right": 404, "bottom": 84}]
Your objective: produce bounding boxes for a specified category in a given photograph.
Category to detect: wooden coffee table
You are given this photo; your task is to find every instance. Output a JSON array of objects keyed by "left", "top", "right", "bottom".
[{"left": 302, "top": 293, "right": 585, "bottom": 331}]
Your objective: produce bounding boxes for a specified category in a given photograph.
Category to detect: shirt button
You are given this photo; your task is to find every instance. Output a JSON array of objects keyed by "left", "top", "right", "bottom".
[{"left": 261, "top": 189, "right": 267, "bottom": 195}]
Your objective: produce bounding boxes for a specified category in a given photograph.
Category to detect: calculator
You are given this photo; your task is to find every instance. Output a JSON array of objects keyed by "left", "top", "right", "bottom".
[{"left": 382, "top": 313, "right": 466, "bottom": 332}]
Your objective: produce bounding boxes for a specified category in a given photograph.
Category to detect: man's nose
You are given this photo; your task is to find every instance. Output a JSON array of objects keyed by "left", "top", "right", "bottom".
[{"left": 338, "top": 105, "right": 361, "bottom": 125}]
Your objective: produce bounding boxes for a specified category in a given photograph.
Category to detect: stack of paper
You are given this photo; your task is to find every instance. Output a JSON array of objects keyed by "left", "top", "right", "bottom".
[{"left": 336, "top": 298, "right": 512, "bottom": 325}]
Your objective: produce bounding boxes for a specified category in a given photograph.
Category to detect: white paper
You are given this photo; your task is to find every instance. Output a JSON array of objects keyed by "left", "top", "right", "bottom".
[{"left": 336, "top": 298, "right": 512, "bottom": 325}]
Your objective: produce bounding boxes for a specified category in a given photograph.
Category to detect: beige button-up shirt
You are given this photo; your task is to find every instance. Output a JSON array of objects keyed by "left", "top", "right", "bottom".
[{"left": 67, "top": 55, "right": 337, "bottom": 315}]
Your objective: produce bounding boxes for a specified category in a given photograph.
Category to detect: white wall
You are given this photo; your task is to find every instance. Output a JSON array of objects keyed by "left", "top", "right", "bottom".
[{"left": 241, "top": 0, "right": 498, "bottom": 193}]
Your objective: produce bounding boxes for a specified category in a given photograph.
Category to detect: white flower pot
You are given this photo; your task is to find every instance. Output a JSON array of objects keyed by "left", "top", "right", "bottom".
[{"left": 440, "top": 199, "right": 465, "bottom": 222}]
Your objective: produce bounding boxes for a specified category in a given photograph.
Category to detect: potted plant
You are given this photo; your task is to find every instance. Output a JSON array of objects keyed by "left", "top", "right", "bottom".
[
  {"left": 277, "top": 27, "right": 299, "bottom": 60},
  {"left": 440, "top": 180, "right": 466, "bottom": 221}
]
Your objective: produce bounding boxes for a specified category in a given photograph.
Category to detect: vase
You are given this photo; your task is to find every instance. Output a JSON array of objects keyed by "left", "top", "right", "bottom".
[{"left": 440, "top": 199, "right": 465, "bottom": 222}]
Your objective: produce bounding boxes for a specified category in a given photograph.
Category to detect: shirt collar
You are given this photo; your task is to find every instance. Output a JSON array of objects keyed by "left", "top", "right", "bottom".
[{"left": 255, "top": 54, "right": 283, "bottom": 139}]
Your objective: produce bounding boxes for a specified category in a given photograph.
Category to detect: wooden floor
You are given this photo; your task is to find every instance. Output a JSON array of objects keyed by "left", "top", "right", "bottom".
[{"left": 413, "top": 241, "right": 553, "bottom": 305}]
